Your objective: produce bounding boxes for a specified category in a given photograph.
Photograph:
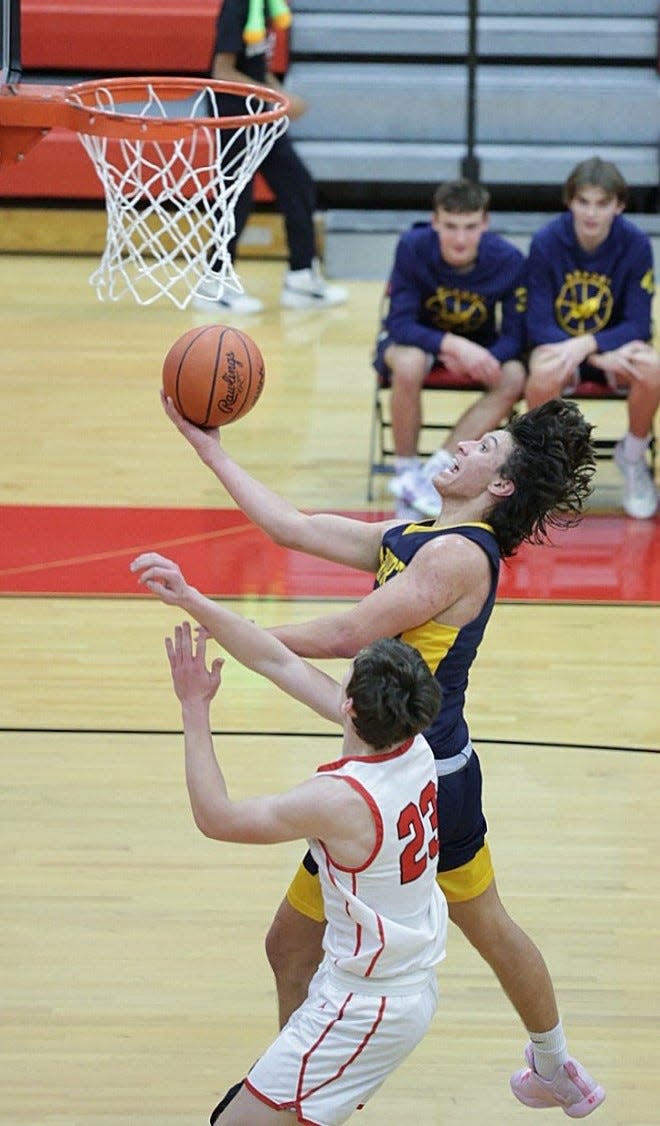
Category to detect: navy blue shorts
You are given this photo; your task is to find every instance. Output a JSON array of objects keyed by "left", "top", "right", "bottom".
[{"left": 302, "top": 749, "right": 487, "bottom": 880}]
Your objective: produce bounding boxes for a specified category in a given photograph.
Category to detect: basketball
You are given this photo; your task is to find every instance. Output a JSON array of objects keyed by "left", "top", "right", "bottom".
[{"left": 162, "top": 324, "right": 265, "bottom": 428}]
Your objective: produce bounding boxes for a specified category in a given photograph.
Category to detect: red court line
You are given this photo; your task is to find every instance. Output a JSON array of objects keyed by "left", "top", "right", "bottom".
[{"left": 0, "top": 505, "right": 658, "bottom": 602}]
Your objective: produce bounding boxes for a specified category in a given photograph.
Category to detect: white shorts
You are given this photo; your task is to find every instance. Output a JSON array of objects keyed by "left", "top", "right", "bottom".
[{"left": 245, "top": 961, "right": 439, "bottom": 1126}]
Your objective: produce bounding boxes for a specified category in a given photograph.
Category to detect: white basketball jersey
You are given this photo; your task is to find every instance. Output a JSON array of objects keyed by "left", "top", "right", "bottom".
[{"left": 309, "top": 734, "right": 447, "bottom": 987}]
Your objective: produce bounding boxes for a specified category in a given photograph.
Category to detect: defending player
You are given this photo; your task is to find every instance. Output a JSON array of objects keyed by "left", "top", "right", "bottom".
[
  {"left": 129, "top": 558, "right": 445, "bottom": 1126},
  {"left": 158, "top": 391, "right": 606, "bottom": 1118}
]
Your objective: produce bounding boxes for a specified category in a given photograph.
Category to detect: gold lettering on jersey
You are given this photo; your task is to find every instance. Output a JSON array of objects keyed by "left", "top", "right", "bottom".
[
  {"left": 640, "top": 268, "right": 655, "bottom": 296},
  {"left": 555, "top": 271, "right": 613, "bottom": 335},
  {"left": 424, "top": 287, "right": 488, "bottom": 334},
  {"left": 515, "top": 285, "right": 527, "bottom": 313},
  {"left": 376, "top": 546, "right": 405, "bottom": 586}
]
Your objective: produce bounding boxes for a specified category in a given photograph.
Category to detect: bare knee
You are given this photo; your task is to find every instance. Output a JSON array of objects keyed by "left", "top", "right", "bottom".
[
  {"left": 526, "top": 372, "right": 564, "bottom": 406},
  {"left": 386, "top": 344, "right": 429, "bottom": 389},
  {"left": 448, "top": 880, "right": 515, "bottom": 953},
  {"left": 526, "top": 351, "right": 567, "bottom": 403},
  {"left": 500, "top": 360, "right": 526, "bottom": 400},
  {"left": 490, "top": 360, "right": 526, "bottom": 410}
]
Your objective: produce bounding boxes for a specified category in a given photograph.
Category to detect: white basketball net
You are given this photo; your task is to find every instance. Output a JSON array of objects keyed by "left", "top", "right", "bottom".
[{"left": 70, "top": 82, "right": 289, "bottom": 308}]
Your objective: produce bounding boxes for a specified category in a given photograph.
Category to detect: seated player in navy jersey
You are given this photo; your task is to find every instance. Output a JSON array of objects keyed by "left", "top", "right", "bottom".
[
  {"left": 525, "top": 156, "right": 659, "bottom": 520},
  {"left": 159, "top": 389, "right": 606, "bottom": 1119},
  {"left": 373, "top": 179, "right": 527, "bottom": 519}
]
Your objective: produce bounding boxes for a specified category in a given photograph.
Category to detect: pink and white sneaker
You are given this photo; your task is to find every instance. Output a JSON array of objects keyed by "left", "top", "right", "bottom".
[{"left": 510, "top": 1043, "right": 605, "bottom": 1118}]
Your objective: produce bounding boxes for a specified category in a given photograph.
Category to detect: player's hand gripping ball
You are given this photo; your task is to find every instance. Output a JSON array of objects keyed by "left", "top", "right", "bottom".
[{"left": 162, "top": 324, "right": 265, "bottom": 427}]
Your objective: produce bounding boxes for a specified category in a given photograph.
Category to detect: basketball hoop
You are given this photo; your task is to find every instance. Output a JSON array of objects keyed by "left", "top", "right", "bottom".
[{"left": 0, "top": 77, "right": 289, "bottom": 308}]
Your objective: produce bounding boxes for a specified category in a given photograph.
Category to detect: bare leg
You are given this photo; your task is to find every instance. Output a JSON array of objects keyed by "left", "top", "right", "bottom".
[
  {"left": 446, "top": 360, "right": 525, "bottom": 450},
  {"left": 218, "top": 1085, "right": 298, "bottom": 1124},
  {"left": 448, "top": 880, "right": 559, "bottom": 1032},
  {"left": 386, "top": 344, "right": 430, "bottom": 457},
  {"left": 525, "top": 349, "right": 570, "bottom": 409},
  {"left": 265, "top": 897, "right": 326, "bottom": 1028},
  {"left": 625, "top": 371, "right": 660, "bottom": 438}
]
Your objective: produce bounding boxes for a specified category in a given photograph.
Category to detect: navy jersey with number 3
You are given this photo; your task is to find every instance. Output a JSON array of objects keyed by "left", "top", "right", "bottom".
[{"left": 375, "top": 520, "right": 500, "bottom": 760}]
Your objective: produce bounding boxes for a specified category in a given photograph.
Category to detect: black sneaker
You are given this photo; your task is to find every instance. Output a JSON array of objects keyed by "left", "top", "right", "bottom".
[{"left": 209, "top": 1079, "right": 245, "bottom": 1124}]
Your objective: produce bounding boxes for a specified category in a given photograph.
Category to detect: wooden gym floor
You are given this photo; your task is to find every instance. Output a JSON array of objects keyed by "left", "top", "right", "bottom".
[{"left": 0, "top": 251, "right": 659, "bottom": 1126}]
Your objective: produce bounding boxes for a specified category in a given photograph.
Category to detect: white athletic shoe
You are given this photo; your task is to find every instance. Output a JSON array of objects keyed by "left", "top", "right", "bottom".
[
  {"left": 614, "top": 440, "right": 658, "bottom": 519},
  {"left": 281, "top": 258, "right": 348, "bottom": 309},
  {"left": 191, "top": 277, "right": 264, "bottom": 314},
  {"left": 388, "top": 460, "right": 424, "bottom": 502},
  {"left": 388, "top": 450, "right": 453, "bottom": 519},
  {"left": 410, "top": 449, "right": 454, "bottom": 517}
]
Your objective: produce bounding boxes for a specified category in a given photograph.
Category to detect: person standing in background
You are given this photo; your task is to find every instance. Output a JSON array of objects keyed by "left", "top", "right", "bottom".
[{"left": 194, "top": 0, "right": 347, "bottom": 314}]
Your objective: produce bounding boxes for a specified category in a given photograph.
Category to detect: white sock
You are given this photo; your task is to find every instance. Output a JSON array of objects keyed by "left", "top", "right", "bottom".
[
  {"left": 286, "top": 263, "right": 313, "bottom": 279},
  {"left": 621, "top": 432, "right": 649, "bottom": 462},
  {"left": 529, "top": 1021, "right": 570, "bottom": 1079}
]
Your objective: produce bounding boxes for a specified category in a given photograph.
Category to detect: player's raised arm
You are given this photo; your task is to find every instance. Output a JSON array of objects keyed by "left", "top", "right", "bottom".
[
  {"left": 161, "top": 391, "right": 391, "bottom": 572},
  {"left": 167, "top": 621, "right": 359, "bottom": 846},
  {"left": 130, "top": 552, "right": 341, "bottom": 723},
  {"left": 270, "top": 530, "right": 492, "bottom": 659}
]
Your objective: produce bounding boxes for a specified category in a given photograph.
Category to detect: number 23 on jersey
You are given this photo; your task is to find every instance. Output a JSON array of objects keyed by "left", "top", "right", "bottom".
[{"left": 397, "top": 781, "right": 439, "bottom": 883}]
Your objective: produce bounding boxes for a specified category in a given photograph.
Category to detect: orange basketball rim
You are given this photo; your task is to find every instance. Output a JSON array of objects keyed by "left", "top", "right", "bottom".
[{"left": 0, "top": 77, "right": 290, "bottom": 308}]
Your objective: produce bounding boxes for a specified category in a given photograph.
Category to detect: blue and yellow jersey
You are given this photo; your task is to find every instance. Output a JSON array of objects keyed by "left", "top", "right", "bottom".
[
  {"left": 526, "top": 211, "right": 654, "bottom": 351},
  {"left": 375, "top": 520, "right": 500, "bottom": 759},
  {"left": 382, "top": 223, "right": 527, "bottom": 364}
]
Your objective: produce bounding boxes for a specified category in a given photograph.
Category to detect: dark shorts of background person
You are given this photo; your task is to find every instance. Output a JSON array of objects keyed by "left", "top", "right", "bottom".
[
  {"left": 565, "top": 361, "right": 628, "bottom": 396},
  {"left": 286, "top": 749, "right": 493, "bottom": 920}
]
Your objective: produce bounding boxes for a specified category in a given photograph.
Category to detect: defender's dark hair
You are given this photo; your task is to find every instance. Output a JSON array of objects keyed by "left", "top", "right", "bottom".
[
  {"left": 346, "top": 638, "right": 442, "bottom": 751},
  {"left": 433, "top": 179, "right": 490, "bottom": 215},
  {"left": 486, "top": 400, "right": 596, "bottom": 559},
  {"left": 562, "top": 157, "right": 628, "bottom": 207}
]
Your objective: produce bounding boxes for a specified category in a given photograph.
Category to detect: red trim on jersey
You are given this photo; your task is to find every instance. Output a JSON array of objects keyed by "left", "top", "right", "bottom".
[
  {"left": 296, "top": 992, "right": 388, "bottom": 1111},
  {"left": 317, "top": 737, "right": 414, "bottom": 773},
  {"left": 349, "top": 874, "right": 362, "bottom": 958},
  {"left": 244, "top": 1078, "right": 322, "bottom": 1125},
  {"left": 364, "top": 913, "right": 386, "bottom": 978},
  {"left": 318, "top": 777, "right": 384, "bottom": 873},
  {"left": 321, "top": 857, "right": 386, "bottom": 976}
]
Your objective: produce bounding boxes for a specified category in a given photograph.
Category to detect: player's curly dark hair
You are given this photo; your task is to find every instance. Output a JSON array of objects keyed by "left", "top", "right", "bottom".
[
  {"left": 486, "top": 400, "right": 596, "bottom": 559},
  {"left": 346, "top": 638, "right": 442, "bottom": 751}
]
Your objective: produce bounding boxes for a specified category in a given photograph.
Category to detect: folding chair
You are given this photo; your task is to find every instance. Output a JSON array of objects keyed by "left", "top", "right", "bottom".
[
  {"left": 367, "top": 362, "right": 488, "bottom": 501},
  {"left": 367, "top": 372, "right": 656, "bottom": 502},
  {"left": 563, "top": 378, "right": 656, "bottom": 469}
]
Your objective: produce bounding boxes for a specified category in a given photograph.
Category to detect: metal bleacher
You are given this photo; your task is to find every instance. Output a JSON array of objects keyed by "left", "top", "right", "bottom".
[{"left": 286, "top": 0, "right": 660, "bottom": 203}]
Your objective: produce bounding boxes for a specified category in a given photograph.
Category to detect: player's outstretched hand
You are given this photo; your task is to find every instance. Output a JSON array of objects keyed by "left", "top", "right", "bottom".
[
  {"left": 166, "top": 621, "right": 224, "bottom": 706},
  {"left": 130, "top": 552, "right": 192, "bottom": 605},
  {"left": 161, "top": 390, "right": 220, "bottom": 463}
]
